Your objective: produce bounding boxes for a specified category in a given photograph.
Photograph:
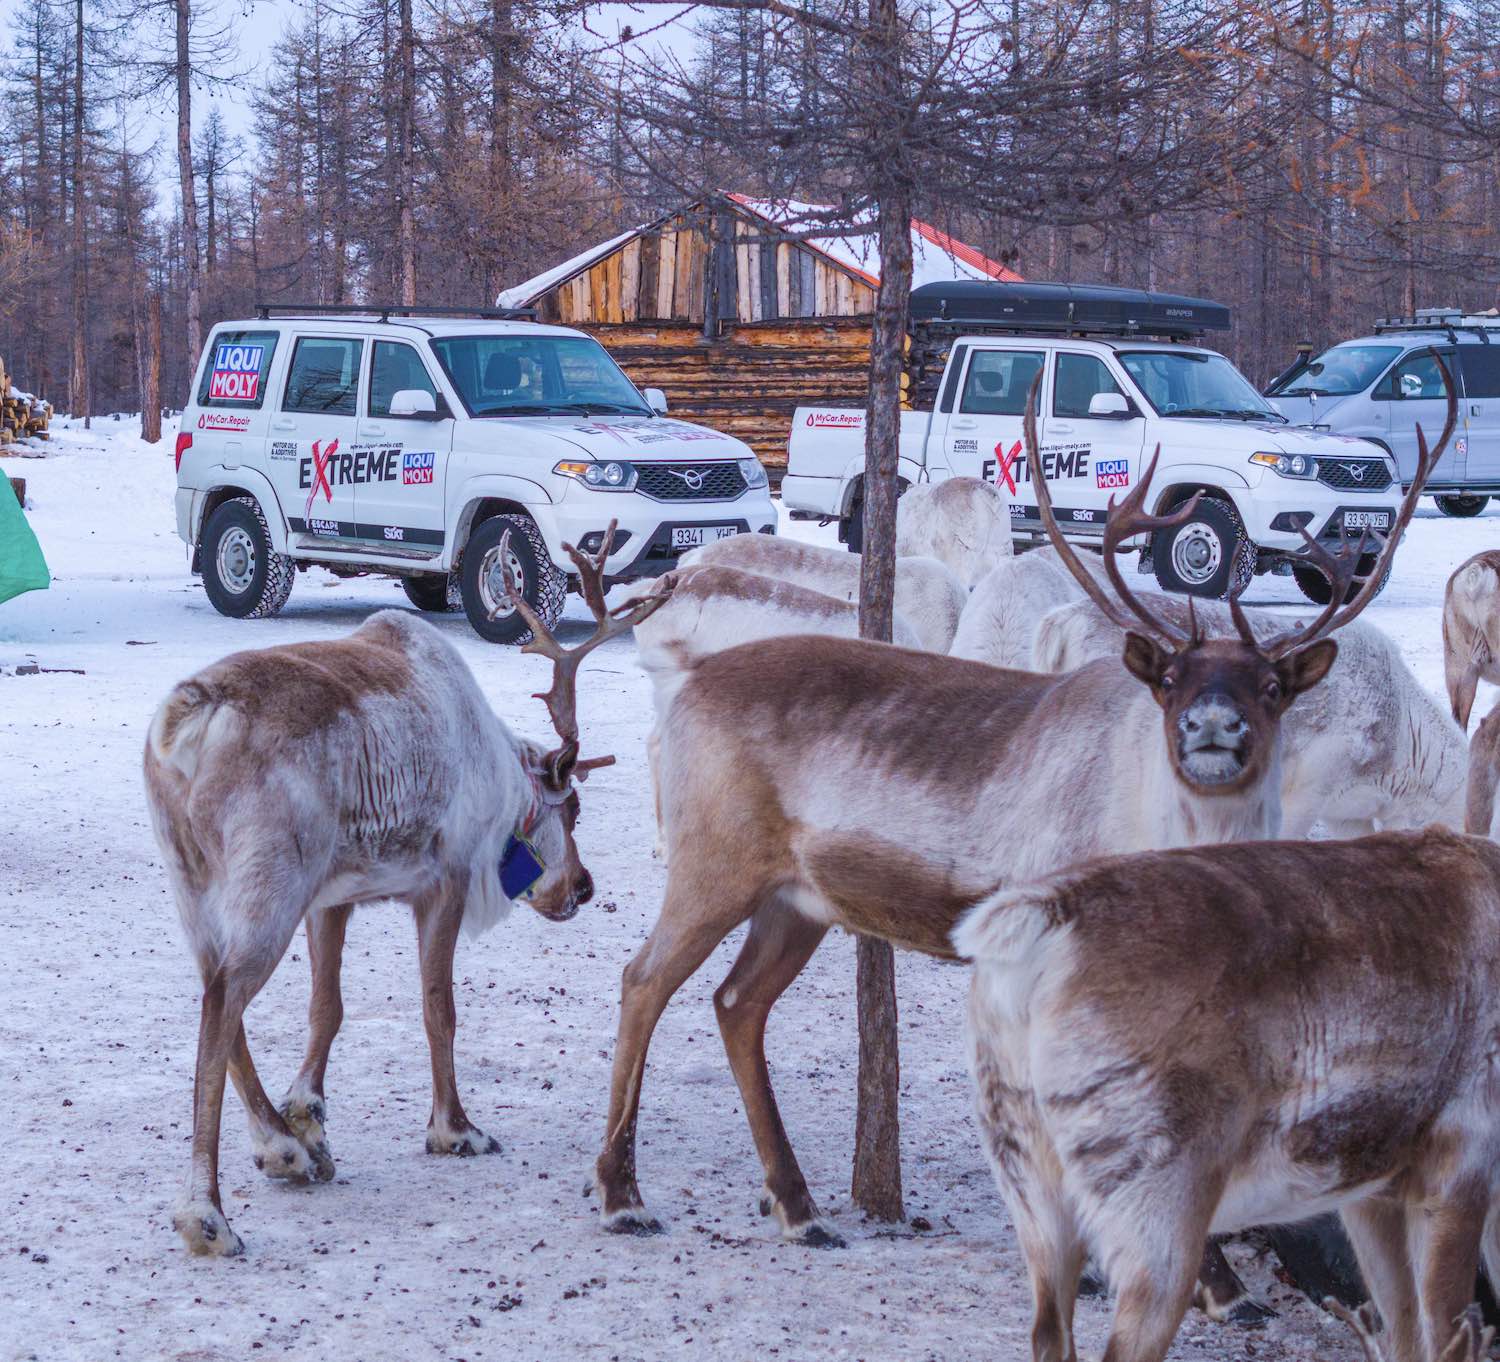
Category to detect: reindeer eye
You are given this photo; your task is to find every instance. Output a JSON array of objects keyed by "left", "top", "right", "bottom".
[
  {"left": 1264, "top": 678, "right": 1282, "bottom": 701},
  {"left": 1159, "top": 674, "right": 1175, "bottom": 693}
]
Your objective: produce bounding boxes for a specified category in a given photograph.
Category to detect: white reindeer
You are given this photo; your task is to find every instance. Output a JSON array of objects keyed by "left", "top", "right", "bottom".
[
  {"left": 1442, "top": 549, "right": 1500, "bottom": 729},
  {"left": 681, "top": 531, "right": 967, "bottom": 652},
  {"left": 954, "top": 826, "right": 1500, "bottom": 1362},
  {"left": 592, "top": 403, "right": 1446, "bottom": 1328},
  {"left": 895, "top": 476, "right": 1014, "bottom": 587},
  {"left": 1035, "top": 596, "right": 1467, "bottom": 837},
  {"left": 948, "top": 545, "right": 1102, "bottom": 669},
  {"left": 145, "top": 527, "right": 664, "bottom": 1257}
]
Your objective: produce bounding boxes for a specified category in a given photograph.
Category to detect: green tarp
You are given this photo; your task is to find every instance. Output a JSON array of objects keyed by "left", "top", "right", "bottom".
[{"left": 0, "top": 482, "right": 49, "bottom": 604}]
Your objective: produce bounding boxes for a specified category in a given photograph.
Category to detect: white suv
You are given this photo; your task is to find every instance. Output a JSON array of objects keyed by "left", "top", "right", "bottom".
[{"left": 174, "top": 307, "right": 776, "bottom": 642}]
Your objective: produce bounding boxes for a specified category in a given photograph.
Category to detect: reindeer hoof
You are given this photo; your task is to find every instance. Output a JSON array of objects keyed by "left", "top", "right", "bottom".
[
  {"left": 174, "top": 1204, "right": 245, "bottom": 1258},
  {"left": 1221, "top": 1295, "right": 1277, "bottom": 1328},
  {"left": 426, "top": 1127, "right": 501, "bottom": 1157},
  {"left": 306, "top": 1140, "right": 336, "bottom": 1182},
  {"left": 1078, "top": 1266, "right": 1109, "bottom": 1298},
  {"left": 253, "top": 1132, "right": 317, "bottom": 1184},
  {"left": 789, "top": 1221, "right": 846, "bottom": 1250},
  {"left": 279, "top": 1095, "right": 326, "bottom": 1143},
  {"left": 601, "top": 1206, "right": 665, "bottom": 1237}
]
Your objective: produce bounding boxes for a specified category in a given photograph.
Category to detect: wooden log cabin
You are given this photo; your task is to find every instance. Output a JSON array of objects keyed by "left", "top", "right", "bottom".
[{"left": 496, "top": 193, "right": 1020, "bottom": 474}]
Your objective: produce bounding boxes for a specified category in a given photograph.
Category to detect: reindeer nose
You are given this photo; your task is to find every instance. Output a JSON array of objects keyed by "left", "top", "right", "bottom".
[
  {"left": 575, "top": 871, "right": 595, "bottom": 904},
  {"left": 1180, "top": 696, "right": 1248, "bottom": 749}
]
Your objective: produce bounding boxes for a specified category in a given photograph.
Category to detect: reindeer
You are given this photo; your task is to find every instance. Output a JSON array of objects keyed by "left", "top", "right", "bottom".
[
  {"left": 1035, "top": 597, "right": 1467, "bottom": 838},
  {"left": 593, "top": 390, "right": 1446, "bottom": 1320},
  {"left": 1442, "top": 549, "right": 1500, "bottom": 729},
  {"left": 1465, "top": 700, "right": 1500, "bottom": 839},
  {"left": 681, "top": 532, "right": 968, "bottom": 652},
  {"left": 145, "top": 526, "right": 663, "bottom": 1257},
  {"left": 895, "top": 476, "right": 1014, "bottom": 587},
  {"left": 1330, "top": 1301, "right": 1493, "bottom": 1362},
  {"left": 948, "top": 545, "right": 1096, "bottom": 669},
  {"left": 953, "top": 826, "right": 1500, "bottom": 1362}
]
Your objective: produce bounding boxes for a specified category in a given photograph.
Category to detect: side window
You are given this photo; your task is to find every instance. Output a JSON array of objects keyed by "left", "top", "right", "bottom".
[
  {"left": 938, "top": 344, "right": 967, "bottom": 413},
  {"left": 1459, "top": 347, "right": 1500, "bottom": 399},
  {"left": 283, "top": 337, "right": 363, "bottom": 416},
  {"left": 960, "top": 349, "right": 1045, "bottom": 416},
  {"left": 1376, "top": 350, "right": 1451, "bottom": 401},
  {"left": 196, "top": 329, "right": 278, "bottom": 409},
  {"left": 1053, "top": 353, "right": 1124, "bottom": 418},
  {"left": 369, "top": 341, "right": 438, "bottom": 417}
]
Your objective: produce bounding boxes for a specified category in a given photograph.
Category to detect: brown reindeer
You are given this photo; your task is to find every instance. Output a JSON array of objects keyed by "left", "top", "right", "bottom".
[
  {"left": 1443, "top": 549, "right": 1500, "bottom": 729},
  {"left": 954, "top": 828, "right": 1500, "bottom": 1362},
  {"left": 594, "top": 384, "right": 1448, "bottom": 1321},
  {"left": 146, "top": 525, "right": 664, "bottom": 1256}
]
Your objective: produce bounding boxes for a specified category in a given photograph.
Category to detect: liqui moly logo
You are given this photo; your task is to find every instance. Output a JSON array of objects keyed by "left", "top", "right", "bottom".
[
  {"left": 402, "top": 450, "right": 435, "bottom": 485},
  {"left": 804, "top": 411, "right": 863, "bottom": 429},
  {"left": 208, "top": 343, "right": 263, "bottom": 401},
  {"left": 1096, "top": 459, "right": 1130, "bottom": 490}
]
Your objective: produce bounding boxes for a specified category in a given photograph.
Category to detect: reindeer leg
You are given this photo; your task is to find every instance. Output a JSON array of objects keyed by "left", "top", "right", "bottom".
[
  {"left": 712, "top": 900, "right": 832, "bottom": 1245},
  {"left": 1409, "top": 1181, "right": 1487, "bottom": 1362},
  {"left": 596, "top": 878, "right": 750, "bottom": 1234},
  {"left": 1341, "top": 1198, "right": 1422, "bottom": 1362},
  {"left": 648, "top": 729, "right": 668, "bottom": 863},
  {"left": 414, "top": 883, "right": 497, "bottom": 1156},
  {"left": 280, "top": 904, "right": 352, "bottom": 1181},
  {"left": 228, "top": 1024, "right": 324, "bottom": 1185},
  {"left": 1192, "top": 1239, "right": 1275, "bottom": 1326}
]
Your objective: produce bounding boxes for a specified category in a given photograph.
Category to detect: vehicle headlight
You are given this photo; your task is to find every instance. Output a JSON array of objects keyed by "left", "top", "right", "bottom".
[
  {"left": 1249, "top": 451, "right": 1315, "bottom": 479},
  {"left": 554, "top": 459, "right": 638, "bottom": 491},
  {"left": 739, "top": 457, "right": 769, "bottom": 490}
]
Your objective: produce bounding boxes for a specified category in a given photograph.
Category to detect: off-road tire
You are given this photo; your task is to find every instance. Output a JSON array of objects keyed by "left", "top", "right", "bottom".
[
  {"left": 1292, "top": 551, "right": 1388, "bottom": 606},
  {"left": 1151, "top": 495, "right": 1255, "bottom": 599},
  {"left": 201, "top": 496, "right": 294, "bottom": 619},
  {"left": 1436, "top": 494, "right": 1488, "bottom": 518},
  {"left": 402, "top": 572, "right": 461, "bottom": 613},
  {"left": 459, "top": 513, "right": 567, "bottom": 645}
]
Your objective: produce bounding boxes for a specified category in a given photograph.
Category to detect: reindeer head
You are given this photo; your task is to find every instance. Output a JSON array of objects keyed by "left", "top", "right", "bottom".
[
  {"left": 1026, "top": 365, "right": 1451, "bottom": 798},
  {"left": 497, "top": 520, "right": 672, "bottom": 921}
]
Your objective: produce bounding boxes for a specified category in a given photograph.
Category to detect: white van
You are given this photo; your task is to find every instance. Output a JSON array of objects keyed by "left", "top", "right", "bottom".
[{"left": 174, "top": 306, "right": 775, "bottom": 641}]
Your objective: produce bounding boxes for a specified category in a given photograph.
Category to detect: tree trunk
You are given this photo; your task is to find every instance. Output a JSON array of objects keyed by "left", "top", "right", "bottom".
[
  {"left": 851, "top": 42, "right": 912, "bottom": 1219},
  {"left": 143, "top": 293, "right": 162, "bottom": 444},
  {"left": 176, "top": 0, "right": 201, "bottom": 368},
  {"left": 70, "top": 0, "right": 88, "bottom": 427},
  {"left": 398, "top": 0, "right": 417, "bottom": 305}
]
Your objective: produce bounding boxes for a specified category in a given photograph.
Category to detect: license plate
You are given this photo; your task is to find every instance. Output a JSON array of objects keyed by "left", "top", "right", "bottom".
[
  {"left": 671, "top": 525, "right": 739, "bottom": 550},
  {"left": 1343, "top": 510, "right": 1391, "bottom": 532}
]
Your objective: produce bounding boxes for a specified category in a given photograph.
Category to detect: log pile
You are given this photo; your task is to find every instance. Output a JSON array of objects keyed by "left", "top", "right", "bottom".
[{"left": 0, "top": 355, "right": 51, "bottom": 446}]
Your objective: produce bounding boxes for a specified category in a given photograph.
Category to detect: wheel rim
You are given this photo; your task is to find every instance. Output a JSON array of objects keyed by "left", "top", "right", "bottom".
[
  {"left": 477, "top": 544, "right": 525, "bottom": 618},
  {"left": 216, "top": 526, "right": 257, "bottom": 595},
  {"left": 1170, "top": 522, "right": 1223, "bottom": 586}
]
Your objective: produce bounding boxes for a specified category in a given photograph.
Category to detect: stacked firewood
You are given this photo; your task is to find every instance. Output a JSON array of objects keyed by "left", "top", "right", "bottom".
[{"left": 0, "top": 355, "right": 50, "bottom": 445}]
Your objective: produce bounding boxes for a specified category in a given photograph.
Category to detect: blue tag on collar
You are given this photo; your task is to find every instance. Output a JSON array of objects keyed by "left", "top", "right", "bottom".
[{"left": 500, "top": 835, "right": 546, "bottom": 900}]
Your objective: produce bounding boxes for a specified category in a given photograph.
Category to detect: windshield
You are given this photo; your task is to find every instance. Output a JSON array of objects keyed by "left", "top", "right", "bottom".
[
  {"left": 1270, "top": 343, "right": 1403, "bottom": 397},
  {"left": 1117, "top": 350, "right": 1282, "bottom": 421},
  {"left": 430, "top": 334, "right": 651, "bottom": 417}
]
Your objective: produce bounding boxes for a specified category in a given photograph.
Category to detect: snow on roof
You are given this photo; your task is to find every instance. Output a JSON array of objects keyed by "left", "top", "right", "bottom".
[{"left": 494, "top": 193, "right": 1022, "bottom": 308}]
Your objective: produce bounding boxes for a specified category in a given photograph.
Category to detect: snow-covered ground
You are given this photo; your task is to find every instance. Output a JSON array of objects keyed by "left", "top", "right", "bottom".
[{"left": 2, "top": 417, "right": 1494, "bottom": 1362}]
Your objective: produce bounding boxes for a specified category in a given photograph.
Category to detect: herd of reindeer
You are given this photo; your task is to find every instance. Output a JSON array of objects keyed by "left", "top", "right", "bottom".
[{"left": 142, "top": 374, "right": 1500, "bottom": 1362}]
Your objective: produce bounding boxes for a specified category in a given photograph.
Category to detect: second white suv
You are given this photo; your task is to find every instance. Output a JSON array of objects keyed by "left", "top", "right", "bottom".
[{"left": 174, "top": 306, "right": 776, "bottom": 642}]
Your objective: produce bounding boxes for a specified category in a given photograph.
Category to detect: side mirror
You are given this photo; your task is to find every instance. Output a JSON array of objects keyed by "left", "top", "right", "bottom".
[
  {"left": 645, "top": 387, "right": 668, "bottom": 415},
  {"left": 390, "top": 388, "right": 441, "bottom": 419},
  {"left": 1088, "top": 392, "right": 1134, "bottom": 419}
]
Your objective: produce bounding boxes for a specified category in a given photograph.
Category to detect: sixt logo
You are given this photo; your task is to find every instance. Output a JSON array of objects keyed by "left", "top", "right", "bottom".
[
  {"left": 402, "top": 450, "right": 435, "bottom": 486},
  {"left": 1096, "top": 458, "right": 1130, "bottom": 489},
  {"left": 208, "top": 343, "right": 263, "bottom": 401}
]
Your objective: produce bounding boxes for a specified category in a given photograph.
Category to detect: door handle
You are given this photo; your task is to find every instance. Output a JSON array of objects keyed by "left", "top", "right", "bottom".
[
  {"left": 271, "top": 417, "right": 295, "bottom": 431},
  {"left": 1050, "top": 423, "right": 1074, "bottom": 434},
  {"left": 1473, "top": 404, "right": 1483, "bottom": 417},
  {"left": 364, "top": 424, "right": 388, "bottom": 438},
  {"left": 951, "top": 419, "right": 977, "bottom": 431}
]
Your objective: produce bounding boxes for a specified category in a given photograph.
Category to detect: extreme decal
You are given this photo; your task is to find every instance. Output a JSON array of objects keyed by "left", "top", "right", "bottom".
[
  {"left": 983, "top": 440, "right": 1092, "bottom": 491},
  {"left": 208, "top": 343, "right": 263, "bottom": 402},
  {"left": 299, "top": 442, "right": 406, "bottom": 499}
]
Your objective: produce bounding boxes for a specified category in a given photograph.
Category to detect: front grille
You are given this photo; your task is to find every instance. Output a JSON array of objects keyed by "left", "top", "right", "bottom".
[
  {"left": 636, "top": 462, "right": 748, "bottom": 502},
  {"left": 1315, "top": 457, "right": 1393, "bottom": 492}
]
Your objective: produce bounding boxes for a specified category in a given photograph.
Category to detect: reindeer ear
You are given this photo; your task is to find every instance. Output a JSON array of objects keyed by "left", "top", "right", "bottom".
[
  {"left": 545, "top": 740, "right": 579, "bottom": 791},
  {"left": 1278, "top": 638, "right": 1339, "bottom": 699},
  {"left": 1121, "top": 631, "right": 1168, "bottom": 690}
]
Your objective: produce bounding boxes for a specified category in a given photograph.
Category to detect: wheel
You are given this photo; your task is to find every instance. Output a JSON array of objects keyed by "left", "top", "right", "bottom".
[
  {"left": 459, "top": 512, "right": 567, "bottom": 645},
  {"left": 1292, "top": 551, "right": 1388, "bottom": 605},
  {"left": 844, "top": 491, "right": 864, "bottom": 554},
  {"left": 402, "top": 573, "right": 461, "bottom": 613},
  {"left": 1150, "top": 496, "right": 1254, "bottom": 599},
  {"left": 1436, "top": 494, "right": 1488, "bottom": 518},
  {"left": 200, "top": 496, "right": 294, "bottom": 619}
]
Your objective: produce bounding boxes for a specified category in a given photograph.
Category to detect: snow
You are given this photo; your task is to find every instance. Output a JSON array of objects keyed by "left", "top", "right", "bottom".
[
  {"left": 497, "top": 229, "right": 643, "bottom": 310},
  {"left": 1, "top": 416, "right": 1492, "bottom": 1360}
]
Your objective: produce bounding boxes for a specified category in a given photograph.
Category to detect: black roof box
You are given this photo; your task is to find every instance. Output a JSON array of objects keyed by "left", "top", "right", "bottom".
[{"left": 909, "top": 281, "right": 1230, "bottom": 338}]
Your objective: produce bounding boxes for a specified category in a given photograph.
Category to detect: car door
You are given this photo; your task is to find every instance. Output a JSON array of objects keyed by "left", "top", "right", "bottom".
[
  {"left": 356, "top": 339, "right": 450, "bottom": 554},
  {"left": 191, "top": 326, "right": 282, "bottom": 485},
  {"left": 1043, "top": 351, "right": 1147, "bottom": 527},
  {"left": 1371, "top": 347, "right": 1463, "bottom": 485},
  {"left": 1457, "top": 345, "right": 1500, "bottom": 487},
  {"left": 938, "top": 346, "right": 1045, "bottom": 508},
  {"left": 272, "top": 334, "right": 366, "bottom": 544}
]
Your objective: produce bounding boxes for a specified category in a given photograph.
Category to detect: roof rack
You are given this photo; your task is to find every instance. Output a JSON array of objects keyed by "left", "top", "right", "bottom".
[
  {"left": 909, "top": 280, "right": 1230, "bottom": 339},
  {"left": 253, "top": 302, "right": 539, "bottom": 323},
  {"left": 1374, "top": 308, "right": 1500, "bottom": 342}
]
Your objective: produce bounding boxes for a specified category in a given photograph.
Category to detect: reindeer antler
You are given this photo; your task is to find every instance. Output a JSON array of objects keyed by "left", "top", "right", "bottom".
[
  {"left": 1025, "top": 376, "right": 1200, "bottom": 648},
  {"left": 1258, "top": 349, "right": 1456, "bottom": 660},
  {"left": 495, "top": 519, "right": 674, "bottom": 760}
]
